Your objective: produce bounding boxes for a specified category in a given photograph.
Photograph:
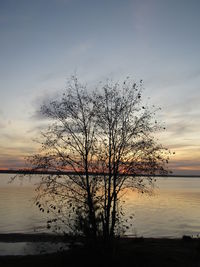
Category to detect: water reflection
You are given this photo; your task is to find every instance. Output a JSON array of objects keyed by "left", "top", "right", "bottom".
[
  {"left": 0, "top": 175, "right": 200, "bottom": 238},
  {"left": 125, "top": 179, "right": 200, "bottom": 237}
]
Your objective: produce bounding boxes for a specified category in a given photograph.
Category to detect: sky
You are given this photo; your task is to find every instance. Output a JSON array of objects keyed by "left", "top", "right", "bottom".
[{"left": 0, "top": 0, "right": 200, "bottom": 174}]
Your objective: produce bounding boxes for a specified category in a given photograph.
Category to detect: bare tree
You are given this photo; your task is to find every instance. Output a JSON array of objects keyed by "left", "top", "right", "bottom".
[
  {"left": 92, "top": 79, "right": 169, "bottom": 238},
  {"left": 29, "top": 76, "right": 169, "bottom": 240}
]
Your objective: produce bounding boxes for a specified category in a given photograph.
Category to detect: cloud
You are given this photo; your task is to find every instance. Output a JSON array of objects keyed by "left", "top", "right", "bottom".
[
  {"left": 0, "top": 118, "right": 39, "bottom": 168},
  {"left": 165, "top": 119, "right": 200, "bottom": 139},
  {"left": 0, "top": 141, "right": 37, "bottom": 169},
  {"left": 68, "top": 41, "right": 93, "bottom": 58},
  {"left": 167, "top": 143, "right": 200, "bottom": 149},
  {"left": 155, "top": 93, "right": 200, "bottom": 145},
  {"left": 131, "top": 0, "right": 156, "bottom": 32},
  {"left": 147, "top": 68, "right": 200, "bottom": 90},
  {"left": 169, "top": 159, "right": 200, "bottom": 175},
  {"left": 30, "top": 89, "right": 61, "bottom": 121},
  {"left": 26, "top": 123, "right": 49, "bottom": 134},
  {"left": 0, "top": 157, "right": 26, "bottom": 169},
  {"left": 37, "top": 72, "right": 58, "bottom": 83},
  {"left": 0, "top": 121, "right": 6, "bottom": 129},
  {"left": 169, "top": 160, "right": 200, "bottom": 172},
  {"left": 0, "top": 110, "right": 7, "bottom": 129}
]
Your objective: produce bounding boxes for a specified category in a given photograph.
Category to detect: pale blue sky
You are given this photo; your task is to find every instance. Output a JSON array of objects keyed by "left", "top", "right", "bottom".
[{"left": 0, "top": 0, "right": 200, "bottom": 173}]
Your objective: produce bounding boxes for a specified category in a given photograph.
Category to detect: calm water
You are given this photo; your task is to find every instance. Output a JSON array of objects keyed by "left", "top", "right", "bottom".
[{"left": 0, "top": 174, "right": 200, "bottom": 238}]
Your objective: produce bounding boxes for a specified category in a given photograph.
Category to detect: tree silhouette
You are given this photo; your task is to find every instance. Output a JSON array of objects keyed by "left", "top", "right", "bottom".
[{"left": 30, "top": 76, "right": 169, "bottom": 240}]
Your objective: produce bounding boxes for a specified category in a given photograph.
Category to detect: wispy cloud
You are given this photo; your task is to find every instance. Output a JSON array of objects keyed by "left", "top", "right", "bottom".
[{"left": 169, "top": 159, "right": 200, "bottom": 175}]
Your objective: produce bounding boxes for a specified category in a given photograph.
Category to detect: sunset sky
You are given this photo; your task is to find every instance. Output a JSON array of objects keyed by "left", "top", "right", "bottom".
[{"left": 0, "top": 0, "right": 200, "bottom": 174}]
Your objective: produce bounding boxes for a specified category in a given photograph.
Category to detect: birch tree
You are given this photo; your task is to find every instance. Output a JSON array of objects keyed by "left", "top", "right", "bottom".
[{"left": 30, "top": 76, "right": 169, "bottom": 240}]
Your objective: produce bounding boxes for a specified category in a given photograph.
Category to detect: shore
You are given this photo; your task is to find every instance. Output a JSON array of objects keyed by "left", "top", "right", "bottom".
[{"left": 0, "top": 234, "right": 200, "bottom": 266}]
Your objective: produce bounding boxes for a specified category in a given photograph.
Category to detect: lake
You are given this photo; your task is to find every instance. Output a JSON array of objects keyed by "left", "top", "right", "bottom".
[{"left": 0, "top": 174, "right": 200, "bottom": 238}]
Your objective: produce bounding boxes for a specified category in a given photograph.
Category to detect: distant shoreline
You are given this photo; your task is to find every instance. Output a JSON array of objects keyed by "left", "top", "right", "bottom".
[
  {"left": 0, "top": 169, "right": 200, "bottom": 177},
  {"left": 0, "top": 233, "right": 197, "bottom": 242},
  {"left": 0, "top": 232, "right": 196, "bottom": 243}
]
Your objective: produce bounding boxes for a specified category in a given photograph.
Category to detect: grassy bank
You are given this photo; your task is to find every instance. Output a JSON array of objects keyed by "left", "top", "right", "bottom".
[{"left": 0, "top": 234, "right": 200, "bottom": 266}]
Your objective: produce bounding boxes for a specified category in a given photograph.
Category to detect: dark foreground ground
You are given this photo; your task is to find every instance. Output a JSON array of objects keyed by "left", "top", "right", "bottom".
[{"left": 0, "top": 234, "right": 200, "bottom": 267}]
